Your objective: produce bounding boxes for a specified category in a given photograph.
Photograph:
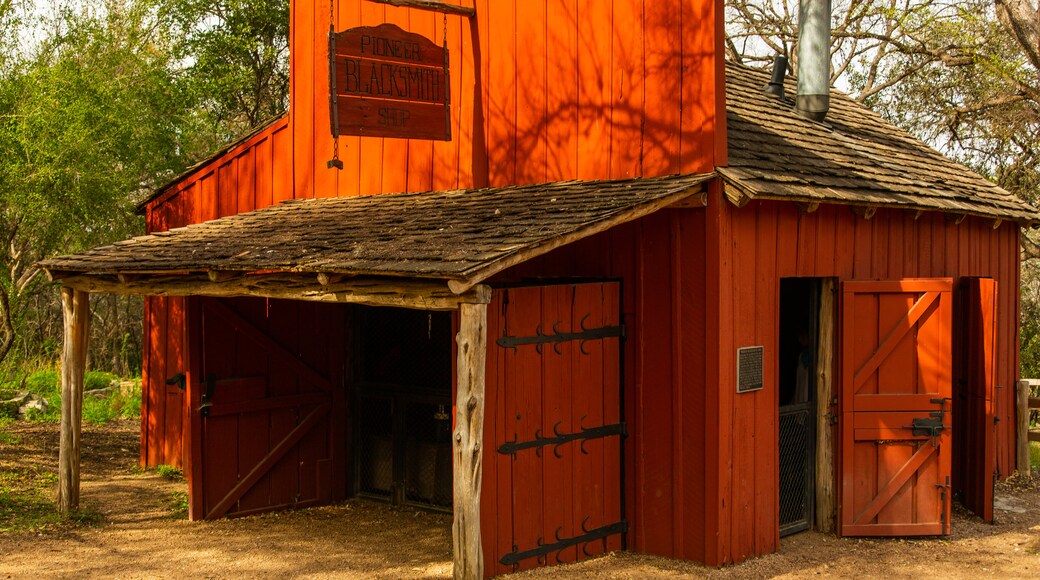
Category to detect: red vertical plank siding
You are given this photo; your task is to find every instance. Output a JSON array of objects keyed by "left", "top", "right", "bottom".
[
  {"left": 576, "top": 0, "right": 611, "bottom": 181},
  {"left": 313, "top": 0, "right": 337, "bottom": 200},
  {"left": 642, "top": 2, "right": 680, "bottom": 176},
  {"left": 272, "top": 125, "right": 294, "bottom": 203},
  {"left": 544, "top": 0, "right": 577, "bottom": 182},
  {"left": 488, "top": 0, "right": 518, "bottom": 186},
  {"left": 432, "top": 6, "right": 463, "bottom": 191},
  {"left": 514, "top": 0, "right": 547, "bottom": 184},
  {"left": 636, "top": 213, "right": 675, "bottom": 555},
  {"left": 291, "top": 0, "right": 315, "bottom": 200},
  {"left": 237, "top": 149, "right": 256, "bottom": 213},
  {"left": 610, "top": 0, "right": 645, "bottom": 179},
  {"left": 165, "top": 298, "right": 185, "bottom": 467},
  {"left": 255, "top": 137, "right": 273, "bottom": 210},
  {"left": 753, "top": 203, "right": 778, "bottom": 556},
  {"left": 681, "top": 0, "right": 717, "bottom": 174},
  {"left": 729, "top": 204, "right": 756, "bottom": 561}
]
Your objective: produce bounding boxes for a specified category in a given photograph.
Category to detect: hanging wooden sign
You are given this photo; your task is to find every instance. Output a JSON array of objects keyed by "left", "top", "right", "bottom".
[{"left": 328, "top": 23, "right": 451, "bottom": 141}]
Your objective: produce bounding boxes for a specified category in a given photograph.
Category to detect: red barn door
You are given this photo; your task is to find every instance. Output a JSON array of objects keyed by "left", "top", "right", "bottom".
[
  {"left": 840, "top": 280, "right": 952, "bottom": 536},
  {"left": 481, "top": 282, "right": 624, "bottom": 576},
  {"left": 189, "top": 297, "right": 346, "bottom": 520},
  {"left": 958, "top": 278, "right": 997, "bottom": 522}
]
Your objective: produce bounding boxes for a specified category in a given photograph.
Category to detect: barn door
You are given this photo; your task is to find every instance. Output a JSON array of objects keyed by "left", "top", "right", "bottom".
[
  {"left": 481, "top": 282, "right": 624, "bottom": 576},
  {"left": 191, "top": 297, "right": 345, "bottom": 520},
  {"left": 957, "top": 278, "right": 997, "bottom": 522},
  {"left": 840, "top": 280, "right": 952, "bottom": 536}
]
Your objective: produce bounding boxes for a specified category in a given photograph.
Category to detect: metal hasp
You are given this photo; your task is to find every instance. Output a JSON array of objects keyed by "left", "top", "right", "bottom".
[
  {"left": 165, "top": 372, "right": 186, "bottom": 391},
  {"left": 499, "top": 519, "right": 628, "bottom": 566},
  {"left": 497, "top": 420, "right": 627, "bottom": 457},
  {"left": 907, "top": 397, "right": 951, "bottom": 446},
  {"left": 796, "top": 0, "right": 831, "bottom": 121},
  {"left": 496, "top": 315, "right": 623, "bottom": 354}
]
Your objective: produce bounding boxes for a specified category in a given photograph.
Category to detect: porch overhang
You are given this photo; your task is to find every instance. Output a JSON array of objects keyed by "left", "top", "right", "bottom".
[{"left": 42, "top": 172, "right": 714, "bottom": 304}]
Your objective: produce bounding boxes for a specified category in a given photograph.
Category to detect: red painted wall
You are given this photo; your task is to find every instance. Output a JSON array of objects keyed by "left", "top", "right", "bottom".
[
  {"left": 146, "top": 0, "right": 725, "bottom": 216},
  {"left": 706, "top": 196, "right": 1020, "bottom": 564},
  {"left": 491, "top": 199, "right": 713, "bottom": 564}
]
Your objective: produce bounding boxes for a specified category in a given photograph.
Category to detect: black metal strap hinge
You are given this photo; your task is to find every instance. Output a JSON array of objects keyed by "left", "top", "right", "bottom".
[
  {"left": 498, "top": 420, "right": 626, "bottom": 457},
  {"left": 497, "top": 314, "right": 623, "bottom": 354},
  {"left": 499, "top": 519, "right": 627, "bottom": 566}
]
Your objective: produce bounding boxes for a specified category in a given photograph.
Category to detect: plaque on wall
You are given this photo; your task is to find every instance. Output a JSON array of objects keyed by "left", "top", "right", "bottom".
[{"left": 737, "top": 346, "right": 765, "bottom": 393}]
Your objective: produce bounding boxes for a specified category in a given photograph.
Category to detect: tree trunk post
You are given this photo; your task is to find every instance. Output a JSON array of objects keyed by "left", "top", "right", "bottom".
[
  {"left": 1018, "top": 380, "right": 1031, "bottom": 479},
  {"left": 815, "top": 279, "right": 836, "bottom": 533},
  {"left": 453, "top": 302, "right": 486, "bottom": 579},
  {"left": 58, "top": 287, "right": 89, "bottom": 514}
]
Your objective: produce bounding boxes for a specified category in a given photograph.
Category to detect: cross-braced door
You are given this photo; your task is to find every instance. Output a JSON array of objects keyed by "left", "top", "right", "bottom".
[
  {"left": 480, "top": 282, "right": 624, "bottom": 576},
  {"left": 840, "top": 280, "right": 952, "bottom": 536},
  {"left": 189, "top": 297, "right": 345, "bottom": 520}
]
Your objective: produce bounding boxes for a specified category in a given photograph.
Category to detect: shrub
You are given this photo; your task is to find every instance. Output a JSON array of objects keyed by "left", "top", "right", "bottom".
[{"left": 84, "top": 371, "right": 119, "bottom": 392}]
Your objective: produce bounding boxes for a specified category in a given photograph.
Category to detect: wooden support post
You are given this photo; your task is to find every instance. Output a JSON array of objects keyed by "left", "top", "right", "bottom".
[
  {"left": 453, "top": 302, "right": 486, "bottom": 579},
  {"left": 1018, "top": 380, "right": 1032, "bottom": 478},
  {"left": 815, "top": 279, "right": 836, "bottom": 532},
  {"left": 58, "top": 288, "right": 89, "bottom": 514}
]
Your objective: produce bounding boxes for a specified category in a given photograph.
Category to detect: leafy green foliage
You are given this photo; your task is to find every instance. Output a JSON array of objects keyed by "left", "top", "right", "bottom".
[
  {"left": 154, "top": 464, "right": 184, "bottom": 481},
  {"left": 85, "top": 371, "right": 118, "bottom": 392},
  {"left": 165, "top": 0, "right": 289, "bottom": 143}
]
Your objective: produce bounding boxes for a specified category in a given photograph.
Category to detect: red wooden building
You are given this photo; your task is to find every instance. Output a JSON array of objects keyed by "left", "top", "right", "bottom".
[{"left": 42, "top": 0, "right": 1040, "bottom": 577}]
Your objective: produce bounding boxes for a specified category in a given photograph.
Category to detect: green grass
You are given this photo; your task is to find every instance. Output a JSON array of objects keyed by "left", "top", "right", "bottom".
[
  {"left": 0, "top": 417, "right": 18, "bottom": 445},
  {"left": 1031, "top": 441, "right": 1040, "bottom": 471},
  {"left": 168, "top": 491, "right": 189, "bottom": 519},
  {"left": 2, "top": 369, "right": 142, "bottom": 425},
  {"left": 153, "top": 464, "right": 184, "bottom": 481},
  {"left": 0, "top": 467, "right": 101, "bottom": 534}
]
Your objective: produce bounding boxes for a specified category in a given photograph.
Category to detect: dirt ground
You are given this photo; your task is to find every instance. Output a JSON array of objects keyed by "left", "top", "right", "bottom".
[{"left": 1, "top": 420, "right": 1039, "bottom": 579}]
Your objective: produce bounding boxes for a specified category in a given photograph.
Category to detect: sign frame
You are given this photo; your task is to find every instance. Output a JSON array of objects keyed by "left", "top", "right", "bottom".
[{"left": 328, "top": 23, "right": 452, "bottom": 141}]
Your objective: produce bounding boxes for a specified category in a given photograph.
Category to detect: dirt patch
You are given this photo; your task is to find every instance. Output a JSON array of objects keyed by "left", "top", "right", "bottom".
[{"left": 2, "top": 420, "right": 1039, "bottom": 579}]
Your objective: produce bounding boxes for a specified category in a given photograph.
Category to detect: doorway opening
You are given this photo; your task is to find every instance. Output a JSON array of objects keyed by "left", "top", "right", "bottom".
[
  {"left": 354, "top": 306, "right": 454, "bottom": 511},
  {"left": 778, "top": 278, "right": 819, "bottom": 536}
]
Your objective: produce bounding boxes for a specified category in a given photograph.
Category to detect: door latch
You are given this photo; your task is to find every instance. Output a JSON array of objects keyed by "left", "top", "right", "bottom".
[
  {"left": 905, "top": 398, "right": 950, "bottom": 446},
  {"left": 199, "top": 373, "right": 217, "bottom": 417}
]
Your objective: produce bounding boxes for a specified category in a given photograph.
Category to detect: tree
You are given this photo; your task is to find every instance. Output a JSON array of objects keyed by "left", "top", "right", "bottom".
[
  {"left": 725, "top": 1, "right": 1040, "bottom": 204},
  {"left": 165, "top": 0, "right": 289, "bottom": 146},
  {"left": 0, "top": 0, "right": 196, "bottom": 370}
]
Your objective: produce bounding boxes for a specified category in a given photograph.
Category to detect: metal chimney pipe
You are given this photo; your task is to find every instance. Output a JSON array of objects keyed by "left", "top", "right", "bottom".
[
  {"left": 764, "top": 55, "right": 788, "bottom": 99},
  {"left": 797, "top": 0, "right": 831, "bottom": 121}
]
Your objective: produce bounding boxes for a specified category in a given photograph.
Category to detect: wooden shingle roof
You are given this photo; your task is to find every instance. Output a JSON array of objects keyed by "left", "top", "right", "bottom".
[
  {"left": 43, "top": 173, "right": 712, "bottom": 290},
  {"left": 723, "top": 62, "right": 1040, "bottom": 222}
]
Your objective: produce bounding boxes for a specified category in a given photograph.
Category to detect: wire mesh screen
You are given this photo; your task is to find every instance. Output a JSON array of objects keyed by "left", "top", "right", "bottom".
[
  {"left": 358, "top": 395, "right": 394, "bottom": 498},
  {"left": 404, "top": 401, "right": 453, "bottom": 508},
  {"left": 355, "top": 307, "right": 453, "bottom": 511},
  {"left": 779, "top": 403, "right": 814, "bottom": 536}
]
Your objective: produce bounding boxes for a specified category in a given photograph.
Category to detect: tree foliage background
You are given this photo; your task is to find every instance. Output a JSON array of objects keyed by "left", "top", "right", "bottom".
[
  {"left": 727, "top": 0, "right": 1040, "bottom": 377},
  {"left": 3, "top": 0, "right": 1040, "bottom": 379},
  {"left": 0, "top": 0, "right": 288, "bottom": 380}
]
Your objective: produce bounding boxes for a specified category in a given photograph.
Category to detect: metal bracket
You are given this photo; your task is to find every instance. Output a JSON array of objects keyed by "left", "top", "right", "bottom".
[
  {"left": 165, "top": 373, "right": 186, "bottom": 391},
  {"left": 499, "top": 519, "right": 627, "bottom": 566},
  {"left": 497, "top": 315, "right": 623, "bottom": 354},
  {"left": 498, "top": 419, "right": 626, "bottom": 457}
]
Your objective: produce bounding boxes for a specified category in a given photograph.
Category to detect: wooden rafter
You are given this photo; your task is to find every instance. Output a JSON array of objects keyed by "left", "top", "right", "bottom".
[{"left": 48, "top": 272, "right": 490, "bottom": 311}]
